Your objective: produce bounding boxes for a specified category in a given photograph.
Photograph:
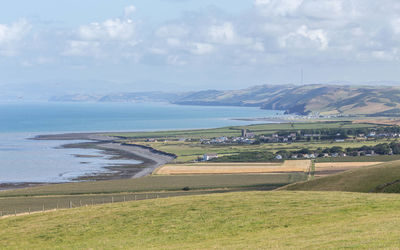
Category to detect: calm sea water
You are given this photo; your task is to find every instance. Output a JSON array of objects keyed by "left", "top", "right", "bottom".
[{"left": 0, "top": 102, "right": 283, "bottom": 183}]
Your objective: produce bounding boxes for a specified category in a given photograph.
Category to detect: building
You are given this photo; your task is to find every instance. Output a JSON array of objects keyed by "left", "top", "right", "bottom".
[
  {"left": 203, "top": 153, "right": 218, "bottom": 161},
  {"left": 241, "top": 129, "right": 255, "bottom": 138}
]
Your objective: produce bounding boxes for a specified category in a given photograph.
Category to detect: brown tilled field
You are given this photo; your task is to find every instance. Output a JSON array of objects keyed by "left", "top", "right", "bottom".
[
  {"left": 155, "top": 160, "right": 311, "bottom": 175},
  {"left": 314, "top": 162, "right": 382, "bottom": 177}
]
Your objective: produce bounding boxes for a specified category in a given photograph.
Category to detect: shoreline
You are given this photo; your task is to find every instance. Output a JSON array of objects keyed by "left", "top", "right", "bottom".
[
  {"left": 0, "top": 133, "right": 176, "bottom": 190},
  {"left": 48, "top": 133, "right": 177, "bottom": 181}
]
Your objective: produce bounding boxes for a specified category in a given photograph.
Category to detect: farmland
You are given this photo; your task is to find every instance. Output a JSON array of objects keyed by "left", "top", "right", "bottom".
[
  {"left": 107, "top": 121, "right": 399, "bottom": 164},
  {"left": 122, "top": 133, "right": 395, "bottom": 163},
  {"left": 156, "top": 160, "right": 311, "bottom": 175},
  {"left": 112, "top": 121, "right": 377, "bottom": 140},
  {"left": 2, "top": 191, "right": 400, "bottom": 249}
]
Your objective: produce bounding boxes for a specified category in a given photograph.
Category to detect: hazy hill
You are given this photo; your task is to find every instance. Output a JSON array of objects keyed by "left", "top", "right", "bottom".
[
  {"left": 173, "top": 84, "right": 400, "bottom": 116},
  {"left": 52, "top": 84, "right": 400, "bottom": 116}
]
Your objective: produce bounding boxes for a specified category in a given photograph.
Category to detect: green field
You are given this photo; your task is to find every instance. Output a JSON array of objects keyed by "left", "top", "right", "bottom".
[
  {"left": 111, "top": 121, "right": 377, "bottom": 139},
  {"left": 0, "top": 174, "right": 303, "bottom": 197},
  {"left": 0, "top": 173, "right": 305, "bottom": 216},
  {"left": 282, "top": 160, "right": 400, "bottom": 193},
  {"left": 2, "top": 191, "right": 400, "bottom": 249}
]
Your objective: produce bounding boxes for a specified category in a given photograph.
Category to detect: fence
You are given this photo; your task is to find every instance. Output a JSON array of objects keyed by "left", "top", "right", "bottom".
[{"left": 0, "top": 189, "right": 232, "bottom": 218}]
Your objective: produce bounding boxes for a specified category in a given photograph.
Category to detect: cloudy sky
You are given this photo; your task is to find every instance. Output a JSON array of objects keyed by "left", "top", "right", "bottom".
[{"left": 1, "top": 0, "right": 400, "bottom": 98}]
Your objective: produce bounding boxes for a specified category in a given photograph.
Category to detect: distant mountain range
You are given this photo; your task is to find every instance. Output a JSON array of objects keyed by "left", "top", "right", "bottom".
[{"left": 51, "top": 84, "right": 400, "bottom": 116}]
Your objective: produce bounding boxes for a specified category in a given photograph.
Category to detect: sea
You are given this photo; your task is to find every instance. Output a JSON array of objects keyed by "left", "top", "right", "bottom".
[{"left": 0, "top": 101, "right": 284, "bottom": 183}]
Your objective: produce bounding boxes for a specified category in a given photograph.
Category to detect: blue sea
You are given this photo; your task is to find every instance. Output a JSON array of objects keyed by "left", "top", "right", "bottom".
[{"left": 0, "top": 102, "right": 283, "bottom": 183}]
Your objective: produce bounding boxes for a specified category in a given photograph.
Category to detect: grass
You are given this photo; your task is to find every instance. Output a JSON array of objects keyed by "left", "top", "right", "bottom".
[
  {"left": 0, "top": 174, "right": 304, "bottom": 197},
  {"left": 2, "top": 191, "right": 400, "bottom": 249},
  {"left": 0, "top": 190, "right": 251, "bottom": 217},
  {"left": 282, "top": 160, "right": 400, "bottom": 192},
  {"left": 315, "top": 155, "right": 400, "bottom": 162},
  {"left": 0, "top": 174, "right": 306, "bottom": 216}
]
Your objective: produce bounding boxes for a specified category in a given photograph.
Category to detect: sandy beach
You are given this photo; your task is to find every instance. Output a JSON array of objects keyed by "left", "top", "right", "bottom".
[{"left": 34, "top": 133, "right": 176, "bottom": 181}]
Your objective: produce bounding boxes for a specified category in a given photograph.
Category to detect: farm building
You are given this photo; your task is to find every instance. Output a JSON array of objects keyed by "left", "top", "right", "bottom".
[{"left": 203, "top": 153, "right": 218, "bottom": 161}]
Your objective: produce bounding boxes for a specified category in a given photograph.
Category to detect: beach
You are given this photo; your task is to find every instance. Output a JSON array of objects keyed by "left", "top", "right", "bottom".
[
  {"left": 0, "top": 133, "right": 176, "bottom": 190},
  {"left": 36, "top": 132, "right": 176, "bottom": 181}
]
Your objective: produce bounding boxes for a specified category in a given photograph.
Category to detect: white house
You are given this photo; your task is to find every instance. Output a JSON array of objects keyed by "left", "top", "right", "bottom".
[{"left": 203, "top": 153, "right": 218, "bottom": 161}]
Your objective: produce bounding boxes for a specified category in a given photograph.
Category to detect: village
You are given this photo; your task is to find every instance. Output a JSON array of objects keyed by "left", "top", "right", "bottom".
[
  {"left": 199, "top": 128, "right": 400, "bottom": 162},
  {"left": 200, "top": 128, "right": 400, "bottom": 146}
]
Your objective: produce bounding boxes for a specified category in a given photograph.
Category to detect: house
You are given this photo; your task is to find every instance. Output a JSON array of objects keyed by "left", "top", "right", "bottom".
[
  {"left": 203, "top": 153, "right": 218, "bottom": 161},
  {"left": 275, "top": 154, "right": 283, "bottom": 160}
]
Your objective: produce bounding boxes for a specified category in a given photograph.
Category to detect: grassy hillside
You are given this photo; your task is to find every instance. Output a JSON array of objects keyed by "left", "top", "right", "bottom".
[
  {"left": 2, "top": 191, "right": 400, "bottom": 249},
  {"left": 282, "top": 160, "right": 400, "bottom": 192},
  {"left": 173, "top": 84, "right": 400, "bottom": 116}
]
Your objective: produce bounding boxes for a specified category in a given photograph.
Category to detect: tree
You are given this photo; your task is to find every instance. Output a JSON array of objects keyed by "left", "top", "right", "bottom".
[
  {"left": 374, "top": 143, "right": 391, "bottom": 155},
  {"left": 329, "top": 146, "right": 343, "bottom": 154}
]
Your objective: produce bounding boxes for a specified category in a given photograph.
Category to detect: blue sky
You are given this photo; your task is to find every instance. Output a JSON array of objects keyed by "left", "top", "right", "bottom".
[
  {"left": 0, "top": 1, "right": 252, "bottom": 26},
  {"left": 1, "top": 0, "right": 400, "bottom": 99}
]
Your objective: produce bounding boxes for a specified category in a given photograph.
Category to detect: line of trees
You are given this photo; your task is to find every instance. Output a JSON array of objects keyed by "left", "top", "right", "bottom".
[{"left": 277, "top": 142, "right": 400, "bottom": 159}]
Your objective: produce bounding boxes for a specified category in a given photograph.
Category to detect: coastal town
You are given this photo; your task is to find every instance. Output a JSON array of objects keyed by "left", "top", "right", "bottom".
[{"left": 199, "top": 127, "right": 400, "bottom": 162}]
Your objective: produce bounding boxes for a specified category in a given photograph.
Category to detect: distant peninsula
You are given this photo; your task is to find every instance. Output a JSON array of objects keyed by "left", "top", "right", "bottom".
[{"left": 51, "top": 84, "right": 400, "bottom": 116}]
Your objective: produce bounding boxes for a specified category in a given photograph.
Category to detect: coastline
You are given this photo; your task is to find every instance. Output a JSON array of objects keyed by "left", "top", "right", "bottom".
[
  {"left": 0, "top": 133, "right": 176, "bottom": 190},
  {"left": 41, "top": 133, "right": 177, "bottom": 181}
]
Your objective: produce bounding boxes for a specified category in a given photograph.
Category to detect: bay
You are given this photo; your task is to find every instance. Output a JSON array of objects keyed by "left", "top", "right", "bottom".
[{"left": 0, "top": 102, "right": 284, "bottom": 183}]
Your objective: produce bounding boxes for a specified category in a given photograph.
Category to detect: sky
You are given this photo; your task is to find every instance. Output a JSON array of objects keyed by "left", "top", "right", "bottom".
[{"left": 1, "top": 0, "right": 400, "bottom": 99}]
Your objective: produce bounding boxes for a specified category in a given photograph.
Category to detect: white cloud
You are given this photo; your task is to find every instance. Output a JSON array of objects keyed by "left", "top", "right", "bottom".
[
  {"left": 78, "top": 18, "right": 136, "bottom": 41},
  {"left": 208, "top": 22, "right": 253, "bottom": 46},
  {"left": 0, "top": 19, "right": 31, "bottom": 56},
  {"left": 280, "top": 25, "right": 329, "bottom": 50},
  {"left": 62, "top": 40, "right": 101, "bottom": 57},
  {"left": 208, "top": 22, "right": 239, "bottom": 45},
  {"left": 255, "top": 0, "right": 303, "bottom": 16},
  {"left": 124, "top": 5, "right": 136, "bottom": 17},
  {"left": 17, "top": 1, "right": 400, "bottom": 70},
  {"left": 156, "top": 25, "right": 189, "bottom": 38}
]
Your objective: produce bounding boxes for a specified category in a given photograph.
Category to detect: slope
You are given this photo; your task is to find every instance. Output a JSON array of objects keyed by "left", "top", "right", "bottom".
[
  {"left": 2, "top": 191, "right": 400, "bottom": 249},
  {"left": 282, "top": 160, "right": 400, "bottom": 192}
]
